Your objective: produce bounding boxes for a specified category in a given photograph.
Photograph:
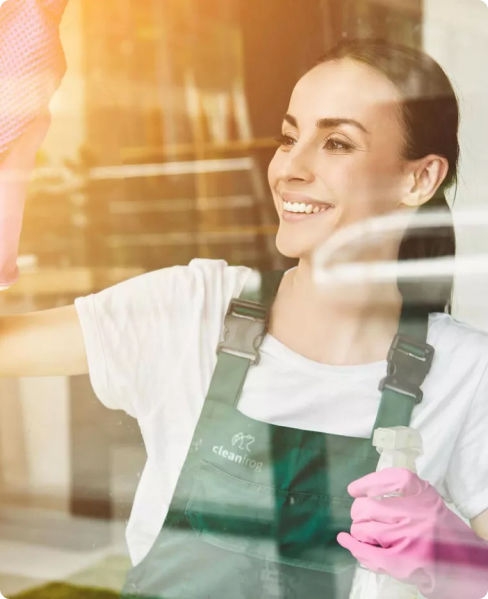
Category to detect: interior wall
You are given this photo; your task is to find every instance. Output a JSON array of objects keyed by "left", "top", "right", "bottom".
[
  {"left": 18, "top": 377, "right": 70, "bottom": 503},
  {"left": 423, "top": 0, "right": 488, "bottom": 329}
]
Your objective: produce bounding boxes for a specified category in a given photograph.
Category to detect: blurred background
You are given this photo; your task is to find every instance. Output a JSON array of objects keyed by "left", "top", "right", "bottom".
[{"left": 0, "top": 0, "right": 487, "bottom": 596}]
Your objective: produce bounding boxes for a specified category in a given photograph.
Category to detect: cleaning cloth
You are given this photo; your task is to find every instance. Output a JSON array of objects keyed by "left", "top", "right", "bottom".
[{"left": 0, "top": 0, "right": 67, "bottom": 287}]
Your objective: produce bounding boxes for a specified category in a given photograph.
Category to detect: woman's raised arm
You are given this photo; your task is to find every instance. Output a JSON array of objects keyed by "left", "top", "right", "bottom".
[
  {"left": 0, "top": 115, "right": 89, "bottom": 377},
  {"left": 0, "top": 304, "right": 88, "bottom": 377}
]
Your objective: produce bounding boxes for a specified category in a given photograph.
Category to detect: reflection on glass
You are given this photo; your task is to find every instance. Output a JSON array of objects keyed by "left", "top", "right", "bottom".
[{"left": 0, "top": 2, "right": 488, "bottom": 599}]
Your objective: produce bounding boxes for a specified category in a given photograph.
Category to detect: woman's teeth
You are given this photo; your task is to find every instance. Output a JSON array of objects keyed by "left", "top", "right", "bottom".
[{"left": 282, "top": 200, "right": 331, "bottom": 214}]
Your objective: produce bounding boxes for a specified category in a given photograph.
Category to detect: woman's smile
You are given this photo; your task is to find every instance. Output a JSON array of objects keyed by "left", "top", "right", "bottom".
[
  {"left": 280, "top": 191, "right": 335, "bottom": 222},
  {"left": 281, "top": 201, "right": 335, "bottom": 222}
]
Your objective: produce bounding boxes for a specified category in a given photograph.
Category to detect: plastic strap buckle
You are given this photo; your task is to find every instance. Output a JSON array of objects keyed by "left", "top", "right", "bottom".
[
  {"left": 378, "top": 334, "right": 434, "bottom": 404},
  {"left": 217, "top": 299, "right": 268, "bottom": 364}
]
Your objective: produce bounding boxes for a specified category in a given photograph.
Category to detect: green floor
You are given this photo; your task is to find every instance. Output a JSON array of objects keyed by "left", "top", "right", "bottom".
[
  {"left": 3, "top": 555, "right": 130, "bottom": 599},
  {"left": 12, "top": 582, "right": 119, "bottom": 599}
]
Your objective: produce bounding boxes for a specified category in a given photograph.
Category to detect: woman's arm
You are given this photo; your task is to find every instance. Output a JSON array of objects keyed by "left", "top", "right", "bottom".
[
  {"left": 471, "top": 510, "right": 488, "bottom": 541},
  {"left": 0, "top": 304, "right": 88, "bottom": 377}
]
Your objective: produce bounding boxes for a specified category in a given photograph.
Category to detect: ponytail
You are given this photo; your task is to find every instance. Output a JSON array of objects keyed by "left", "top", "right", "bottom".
[{"left": 397, "top": 190, "right": 455, "bottom": 313}]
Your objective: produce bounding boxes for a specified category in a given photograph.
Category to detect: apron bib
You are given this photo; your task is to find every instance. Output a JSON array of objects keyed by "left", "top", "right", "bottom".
[{"left": 122, "top": 272, "right": 434, "bottom": 599}]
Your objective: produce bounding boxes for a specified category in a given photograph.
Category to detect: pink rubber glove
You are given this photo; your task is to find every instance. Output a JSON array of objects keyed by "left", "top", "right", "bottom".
[
  {"left": 0, "top": 0, "right": 67, "bottom": 157},
  {"left": 0, "top": 0, "right": 67, "bottom": 287},
  {"left": 337, "top": 468, "right": 488, "bottom": 599}
]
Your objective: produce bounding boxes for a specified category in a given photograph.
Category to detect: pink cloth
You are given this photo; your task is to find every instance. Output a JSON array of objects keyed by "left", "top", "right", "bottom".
[
  {"left": 0, "top": 0, "right": 67, "bottom": 287},
  {"left": 337, "top": 468, "right": 488, "bottom": 599}
]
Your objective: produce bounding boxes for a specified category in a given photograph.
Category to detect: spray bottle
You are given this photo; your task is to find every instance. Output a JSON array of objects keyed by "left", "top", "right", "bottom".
[{"left": 348, "top": 426, "right": 424, "bottom": 599}]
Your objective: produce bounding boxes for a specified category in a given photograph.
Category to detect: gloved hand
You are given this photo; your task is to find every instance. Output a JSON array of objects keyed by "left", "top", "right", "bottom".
[
  {"left": 0, "top": 0, "right": 67, "bottom": 288},
  {"left": 0, "top": 0, "right": 67, "bottom": 158},
  {"left": 337, "top": 468, "right": 488, "bottom": 599}
]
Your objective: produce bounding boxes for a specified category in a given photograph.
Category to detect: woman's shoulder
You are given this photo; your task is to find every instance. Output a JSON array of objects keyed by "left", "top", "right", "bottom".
[
  {"left": 82, "top": 258, "right": 254, "bottom": 299},
  {"left": 144, "top": 258, "right": 256, "bottom": 300},
  {"left": 428, "top": 312, "right": 488, "bottom": 363},
  {"left": 76, "top": 259, "right": 258, "bottom": 328},
  {"left": 186, "top": 258, "right": 256, "bottom": 286}
]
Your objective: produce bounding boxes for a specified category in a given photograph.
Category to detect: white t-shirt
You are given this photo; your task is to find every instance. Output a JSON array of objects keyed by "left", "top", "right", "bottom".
[{"left": 74, "top": 258, "right": 488, "bottom": 567}]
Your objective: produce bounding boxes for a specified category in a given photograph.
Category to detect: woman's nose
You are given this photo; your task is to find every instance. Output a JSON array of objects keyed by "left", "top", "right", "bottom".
[{"left": 279, "top": 143, "right": 315, "bottom": 182}]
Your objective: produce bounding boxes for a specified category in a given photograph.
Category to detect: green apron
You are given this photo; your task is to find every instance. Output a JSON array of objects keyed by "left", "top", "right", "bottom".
[{"left": 121, "top": 272, "right": 434, "bottom": 599}]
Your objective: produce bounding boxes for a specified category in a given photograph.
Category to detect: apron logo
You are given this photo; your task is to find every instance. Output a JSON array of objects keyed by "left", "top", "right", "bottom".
[
  {"left": 231, "top": 432, "right": 255, "bottom": 452},
  {"left": 212, "top": 432, "right": 262, "bottom": 472}
]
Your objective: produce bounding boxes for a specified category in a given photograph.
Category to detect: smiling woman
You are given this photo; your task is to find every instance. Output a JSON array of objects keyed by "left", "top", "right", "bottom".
[{"left": 1, "top": 38, "right": 488, "bottom": 599}]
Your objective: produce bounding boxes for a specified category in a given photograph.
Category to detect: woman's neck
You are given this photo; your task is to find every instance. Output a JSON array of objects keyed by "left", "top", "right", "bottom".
[{"left": 269, "top": 258, "right": 403, "bottom": 365}]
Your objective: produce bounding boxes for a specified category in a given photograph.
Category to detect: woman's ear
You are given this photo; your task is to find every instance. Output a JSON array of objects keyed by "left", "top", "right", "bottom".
[{"left": 401, "top": 155, "right": 449, "bottom": 208}]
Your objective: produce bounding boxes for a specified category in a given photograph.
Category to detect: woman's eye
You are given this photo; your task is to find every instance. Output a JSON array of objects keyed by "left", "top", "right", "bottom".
[
  {"left": 274, "top": 133, "right": 296, "bottom": 147},
  {"left": 324, "top": 137, "right": 353, "bottom": 152}
]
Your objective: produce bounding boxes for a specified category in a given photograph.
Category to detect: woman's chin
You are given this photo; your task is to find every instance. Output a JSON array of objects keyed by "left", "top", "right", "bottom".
[{"left": 275, "top": 236, "right": 310, "bottom": 261}]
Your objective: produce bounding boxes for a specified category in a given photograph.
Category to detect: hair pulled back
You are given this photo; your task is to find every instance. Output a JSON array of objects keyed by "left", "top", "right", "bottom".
[{"left": 319, "top": 39, "right": 459, "bottom": 312}]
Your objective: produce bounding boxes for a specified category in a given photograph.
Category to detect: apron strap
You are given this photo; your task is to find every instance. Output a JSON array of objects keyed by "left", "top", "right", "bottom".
[
  {"left": 209, "top": 268, "right": 435, "bottom": 425},
  {"left": 373, "top": 305, "right": 434, "bottom": 431},
  {"left": 207, "top": 270, "right": 284, "bottom": 407}
]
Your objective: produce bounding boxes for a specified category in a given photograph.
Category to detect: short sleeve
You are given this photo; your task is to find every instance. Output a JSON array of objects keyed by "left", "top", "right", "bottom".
[
  {"left": 445, "top": 359, "right": 488, "bottom": 519},
  {"left": 74, "top": 259, "right": 251, "bottom": 418}
]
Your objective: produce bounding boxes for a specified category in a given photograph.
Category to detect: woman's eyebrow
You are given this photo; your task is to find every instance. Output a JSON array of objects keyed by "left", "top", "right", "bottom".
[
  {"left": 317, "top": 117, "right": 370, "bottom": 135},
  {"left": 283, "top": 113, "right": 370, "bottom": 135}
]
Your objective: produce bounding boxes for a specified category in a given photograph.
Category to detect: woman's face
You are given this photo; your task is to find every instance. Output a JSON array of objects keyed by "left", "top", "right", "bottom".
[{"left": 268, "top": 57, "right": 413, "bottom": 261}]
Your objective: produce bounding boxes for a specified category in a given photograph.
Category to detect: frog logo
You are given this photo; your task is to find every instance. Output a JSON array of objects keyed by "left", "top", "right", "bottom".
[
  {"left": 213, "top": 433, "right": 262, "bottom": 472},
  {"left": 231, "top": 432, "right": 255, "bottom": 453}
]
